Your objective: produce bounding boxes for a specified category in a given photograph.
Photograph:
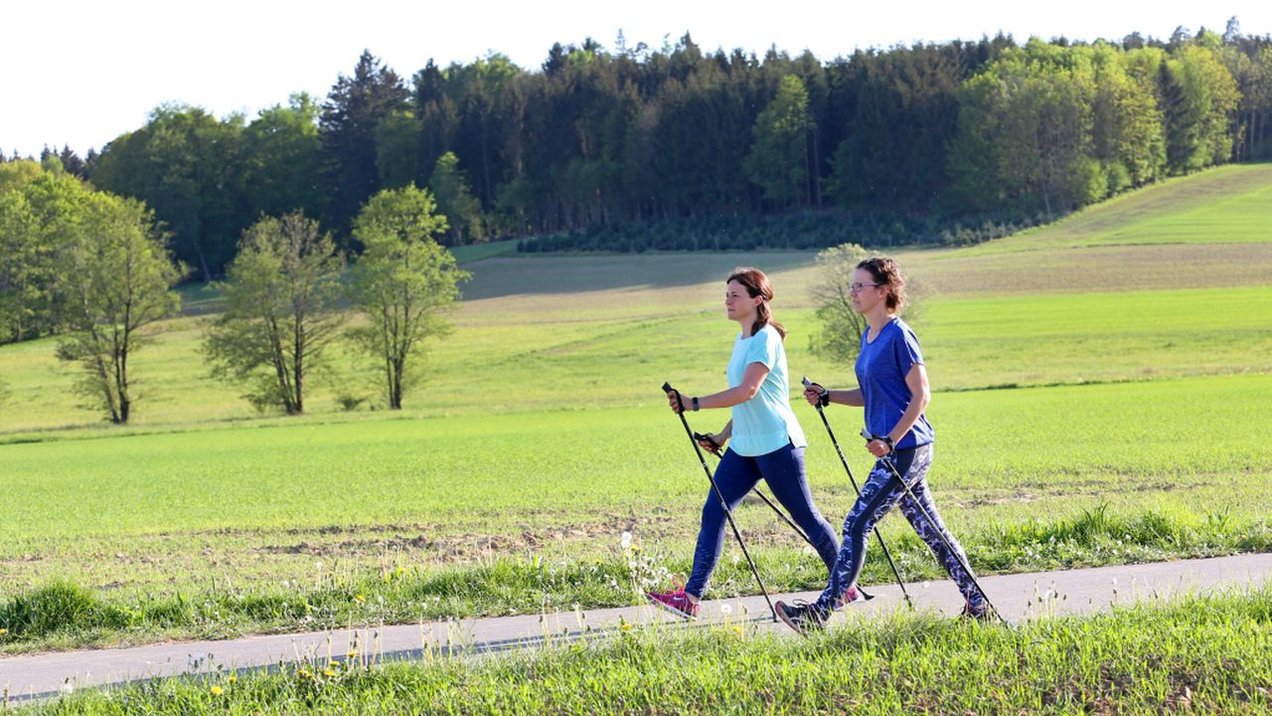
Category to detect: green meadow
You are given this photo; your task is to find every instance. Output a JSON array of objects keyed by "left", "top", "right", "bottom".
[{"left": 1, "top": 165, "right": 1271, "bottom": 654}]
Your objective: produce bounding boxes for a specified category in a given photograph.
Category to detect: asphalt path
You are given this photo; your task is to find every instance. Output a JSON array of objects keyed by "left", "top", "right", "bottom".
[{"left": 3, "top": 552, "right": 1270, "bottom": 704}]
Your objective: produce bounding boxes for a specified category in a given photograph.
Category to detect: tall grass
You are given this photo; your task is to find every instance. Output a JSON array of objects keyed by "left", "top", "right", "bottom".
[{"left": 19, "top": 587, "right": 1272, "bottom": 714}]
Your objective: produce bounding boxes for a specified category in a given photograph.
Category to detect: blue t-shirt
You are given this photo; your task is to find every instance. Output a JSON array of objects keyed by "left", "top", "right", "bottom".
[
  {"left": 855, "top": 317, "right": 934, "bottom": 449},
  {"left": 726, "top": 324, "right": 807, "bottom": 456}
]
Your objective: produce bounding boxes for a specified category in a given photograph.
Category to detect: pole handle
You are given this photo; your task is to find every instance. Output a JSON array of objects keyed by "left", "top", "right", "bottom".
[
  {"left": 661, "top": 382, "right": 684, "bottom": 413},
  {"left": 801, "top": 376, "right": 829, "bottom": 407}
]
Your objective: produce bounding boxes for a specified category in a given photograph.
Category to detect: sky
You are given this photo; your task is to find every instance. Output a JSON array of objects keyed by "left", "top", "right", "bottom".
[{"left": 4, "top": 0, "right": 1271, "bottom": 159}]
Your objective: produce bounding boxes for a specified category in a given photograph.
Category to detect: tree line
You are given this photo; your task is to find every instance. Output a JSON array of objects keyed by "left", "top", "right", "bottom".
[
  {"left": 0, "top": 160, "right": 465, "bottom": 422},
  {"left": 3, "top": 21, "right": 1266, "bottom": 269}
]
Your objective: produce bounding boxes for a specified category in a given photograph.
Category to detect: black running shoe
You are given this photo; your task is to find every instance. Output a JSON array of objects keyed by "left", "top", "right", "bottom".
[
  {"left": 959, "top": 600, "right": 993, "bottom": 622},
  {"left": 775, "top": 599, "right": 829, "bottom": 636}
]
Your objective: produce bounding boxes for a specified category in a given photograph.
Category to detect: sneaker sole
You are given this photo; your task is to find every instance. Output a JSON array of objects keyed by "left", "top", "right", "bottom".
[
  {"left": 774, "top": 604, "right": 819, "bottom": 637},
  {"left": 645, "top": 594, "right": 697, "bottom": 620}
]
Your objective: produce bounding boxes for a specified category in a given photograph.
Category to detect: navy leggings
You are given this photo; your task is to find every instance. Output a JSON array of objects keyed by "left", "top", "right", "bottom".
[
  {"left": 685, "top": 443, "right": 840, "bottom": 598},
  {"left": 815, "top": 444, "right": 987, "bottom": 611}
]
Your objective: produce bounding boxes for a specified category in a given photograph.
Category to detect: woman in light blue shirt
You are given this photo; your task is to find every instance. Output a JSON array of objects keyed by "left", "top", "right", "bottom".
[{"left": 646, "top": 267, "right": 840, "bottom": 619}]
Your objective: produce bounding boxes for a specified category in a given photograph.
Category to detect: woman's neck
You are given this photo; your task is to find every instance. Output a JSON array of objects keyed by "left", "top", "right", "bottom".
[{"left": 865, "top": 307, "right": 892, "bottom": 333}]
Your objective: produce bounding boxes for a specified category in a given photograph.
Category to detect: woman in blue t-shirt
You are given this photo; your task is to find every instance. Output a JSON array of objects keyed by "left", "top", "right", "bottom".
[
  {"left": 775, "top": 257, "right": 989, "bottom": 634},
  {"left": 646, "top": 267, "right": 841, "bottom": 619}
]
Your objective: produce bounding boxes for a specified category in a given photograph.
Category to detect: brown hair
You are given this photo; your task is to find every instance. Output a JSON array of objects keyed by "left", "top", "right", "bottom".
[
  {"left": 727, "top": 266, "right": 785, "bottom": 339},
  {"left": 856, "top": 257, "right": 907, "bottom": 313}
]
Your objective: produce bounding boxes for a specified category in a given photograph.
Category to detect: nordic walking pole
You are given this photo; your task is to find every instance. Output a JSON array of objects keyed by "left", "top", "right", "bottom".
[
  {"left": 803, "top": 377, "right": 911, "bottom": 608},
  {"left": 861, "top": 427, "right": 1006, "bottom": 624},
  {"left": 662, "top": 382, "right": 777, "bottom": 621},
  {"left": 693, "top": 431, "right": 814, "bottom": 545}
]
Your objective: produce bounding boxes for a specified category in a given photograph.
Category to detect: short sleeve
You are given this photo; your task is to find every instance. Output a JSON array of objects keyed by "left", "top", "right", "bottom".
[
  {"left": 745, "top": 327, "right": 780, "bottom": 369},
  {"left": 894, "top": 325, "right": 924, "bottom": 378}
]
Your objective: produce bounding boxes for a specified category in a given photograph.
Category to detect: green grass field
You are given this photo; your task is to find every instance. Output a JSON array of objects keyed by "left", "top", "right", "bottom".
[{"left": 0, "top": 165, "right": 1270, "bottom": 658}]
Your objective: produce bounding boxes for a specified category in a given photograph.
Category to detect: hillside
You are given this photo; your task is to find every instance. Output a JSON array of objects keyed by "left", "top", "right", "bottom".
[{"left": 2, "top": 164, "right": 1271, "bottom": 436}]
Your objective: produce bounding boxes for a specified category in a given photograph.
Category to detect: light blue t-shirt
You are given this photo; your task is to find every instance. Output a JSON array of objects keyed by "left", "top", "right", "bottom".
[
  {"left": 855, "top": 316, "right": 934, "bottom": 449},
  {"left": 726, "top": 324, "right": 807, "bottom": 456}
]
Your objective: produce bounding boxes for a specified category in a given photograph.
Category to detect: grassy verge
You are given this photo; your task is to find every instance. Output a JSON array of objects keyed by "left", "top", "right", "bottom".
[
  {"left": 18, "top": 587, "right": 1272, "bottom": 714},
  {"left": 1, "top": 503, "right": 1267, "bottom": 653}
]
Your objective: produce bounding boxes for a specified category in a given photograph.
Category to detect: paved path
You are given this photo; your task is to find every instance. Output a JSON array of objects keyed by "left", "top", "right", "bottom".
[{"left": 3, "top": 552, "right": 1270, "bottom": 704}]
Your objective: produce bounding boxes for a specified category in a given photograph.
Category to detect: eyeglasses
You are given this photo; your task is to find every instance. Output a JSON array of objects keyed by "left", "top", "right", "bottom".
[{"left": 848, "top": 283, "right": 882, "bottom": 293}]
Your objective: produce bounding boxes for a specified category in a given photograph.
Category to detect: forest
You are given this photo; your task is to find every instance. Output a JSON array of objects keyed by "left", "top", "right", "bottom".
[{"left": 3, "top": 21, "right": 1271, "bottom": 313}]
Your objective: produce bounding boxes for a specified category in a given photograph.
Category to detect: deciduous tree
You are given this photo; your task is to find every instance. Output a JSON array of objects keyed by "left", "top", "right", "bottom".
[
  {"left": 428, "top": 152, "right": 484, "bottom": 244},
  {"left": 347, "top": 186, "right": 468, "bottom": 410},
  {"left": 55, "top": 192, "right": 183, "bottom": 424},
  {"left": 204, "top": 212, "right": 345, "bottom": 414},
  {"left": 744, "top": 75, "right": 813, "bottom": 209},
  {"left": 808, "top": 242, "right": 871, "bottom": 364}
]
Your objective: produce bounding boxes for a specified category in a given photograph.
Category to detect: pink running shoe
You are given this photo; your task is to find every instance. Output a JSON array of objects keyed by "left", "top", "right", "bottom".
[
  {"left": 834, "top": 584, "right": 866, "bottom": 609},
  {"left": 645, "top": 587, "right": 700, "bottom": 619}
]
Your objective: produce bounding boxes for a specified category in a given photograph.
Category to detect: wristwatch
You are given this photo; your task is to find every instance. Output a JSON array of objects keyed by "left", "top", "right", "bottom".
[
  {"left": 692, "top": 397, "right": 700, "bottom": 411},
  {"left": 879, "top": 435, "right": 894, "bottom": 451}
]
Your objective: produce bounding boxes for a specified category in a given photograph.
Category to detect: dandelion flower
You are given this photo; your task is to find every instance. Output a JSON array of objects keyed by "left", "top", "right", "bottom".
[
  {"left": 720, "top": 604, "right": 732, "bottom": 616},
  {"left": 732, "top": 625, "right": 744, "bottom": 636},
  {"left": 0, "top": 628, "right": 7, "bottom": 636},
  {"left": 347, "top": 649, "right": 359, "bottom": 659},
  {"left": 354, "top": 593, "right": 366, "bottom": 603},
  {"left": 211, "top": 685, "right": 224, "bottom": 696},
  {"left": 227, "top": 675, "right": 237, "bottom": 684},
  {"left": 620, "top": 531, "right": 633, "bottom": 550},
  {"left": 621, "top": 622, "right": 634, "bottom": 631},
  {"left": 324, "top": 668, "right": 337, "bottom": 677}
]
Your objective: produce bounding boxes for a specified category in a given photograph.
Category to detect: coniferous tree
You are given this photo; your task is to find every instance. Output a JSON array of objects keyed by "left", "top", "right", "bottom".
[{"left": 319, "top": 51, "right": 411, "bottom": 238}]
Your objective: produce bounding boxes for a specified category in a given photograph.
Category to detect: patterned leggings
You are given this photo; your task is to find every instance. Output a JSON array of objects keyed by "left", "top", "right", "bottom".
[{"left": 815, "top": 444, "right": 986, "bottom": 612}]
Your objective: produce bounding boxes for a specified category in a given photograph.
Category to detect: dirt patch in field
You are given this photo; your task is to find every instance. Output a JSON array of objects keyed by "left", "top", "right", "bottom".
[
  {"left": 254, "top": 513, "right": 681, "bottom": 563},
  {"left": 962, "top": 491, "right": 1041, "bottom": 507}
]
